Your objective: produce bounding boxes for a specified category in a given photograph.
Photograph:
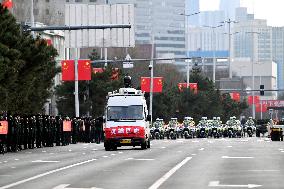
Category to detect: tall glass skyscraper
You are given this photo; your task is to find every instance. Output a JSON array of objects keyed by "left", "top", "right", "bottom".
[
  {"left": 219, "top": 0, "right": 240, "bottom": 20},
  {"left": 110, "top": 0, "right": 185, "bottom": 58}
]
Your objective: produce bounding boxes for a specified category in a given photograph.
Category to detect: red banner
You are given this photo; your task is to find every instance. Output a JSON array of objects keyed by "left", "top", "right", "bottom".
[
  {"left": 260, "top": 100, "right": 284, "bottom": 107},
  {"left": 63, "top": 121, "right": 72, "bottom": 132},
  {"left": 61, "top": 60, "right": 75, "bottom": 81},
  {"left": 2, "top": 0, "right": 13, "bottom": 9},
  {"left": 141, "top": 77, "right": 163, "bottom": 93},
  {"left": 230, "top": 92, "right": 240, "bottom": 102},
  {"left": 0, "top": 121, "right": 8, "bottom": 135},
  {"left": 105, "top": 126, "right": 145, "bottom": 139},
  {"left": 255, "top": 103, "right": 267, "bottom": 112},
  {"left": 248, "top": 96, "right": 260, "bottom": 105},
  {"left": 78, "top": 59, "right": 91, "bottom": 81}
]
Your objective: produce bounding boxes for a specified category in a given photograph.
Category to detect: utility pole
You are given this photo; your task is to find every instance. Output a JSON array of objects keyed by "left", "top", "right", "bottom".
[
  {"left": 202, "top": 24, "right": 223, "bottom": 83},
  {"left": 221, "top": 19, "right": 237, "bottom": 79},
  {"left": 180, "top": 11, "right": 200, "bottom": 87}
]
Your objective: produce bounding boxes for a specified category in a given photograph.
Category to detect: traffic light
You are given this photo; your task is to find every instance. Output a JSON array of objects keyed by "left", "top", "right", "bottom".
[{"left": 260, "top": 85, "right": 264, "bottom": 96}]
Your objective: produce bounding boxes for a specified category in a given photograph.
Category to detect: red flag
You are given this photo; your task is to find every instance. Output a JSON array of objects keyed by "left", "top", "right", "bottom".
[
  {"left": 2, "top": 0, "right": 13, "bottom": 9},
  {"left": 178, "top": 83, "right": 187, "bottom": 92},
  {"left": 61, "top": 60, "right": 75, "bottom": 81},
  {"left": 78, "top": 59, "right": 91, "bottom": 81},
  {"left": 111, "top": 68, "right": 119, "bottom": 80},
  {"left": 141, "top": 77, "right": 163, "bottom": 93},
  {"left": 255, "top": 103, "right": 267, "bottom": 113},
  {"left": 153, "top": 77, "right": 163, "bottom": 93},
  {"left": 141, "top": 77, "right": 150, "bottom": 92},
  {"left": 189, "top": 83, "right": 198, "bottom": 94},
  {"left": 93, "top": 68, "right": 104, "bottom": 74},
  {"left": 0, "top": 121, "right": 8, "bottom": 135},
  {"left": 248, "top": 96, "right": 260, "bottom": 105},
  {"left": 45, "top": 39, "right": 52, "bottom": 46},
  {"left": 230, "top": 92, "right": 240, "bottom": 102}
]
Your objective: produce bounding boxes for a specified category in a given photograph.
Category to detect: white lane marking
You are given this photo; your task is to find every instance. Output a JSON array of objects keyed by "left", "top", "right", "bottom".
[
  {"left": 161, "top": 147, "right": 166, "bottom": 149},
  {"left": 118, "top": 152, "right": 123, "bottom": 154},
  {"left": 92, "top": 149, "right": 98, "bottom": 151},
  {"left": 110, "top": 154, "right": 116, "bottom": 156},
  {"left": 222, "top": 156, "right": 254, "bottom": 159},
  {"left": 192, "top": 140, "right": 199, "bottom": 143},
  {"left": 208, "top": 181, "right": 261, "bottom": 188},
  {"left": 281, "top": 151, "right": 284, "bottom": 153},
  {"left": 14, "top": 159, "right": 19, "bottom": 161},
  {"left": 199, "top": 148, "right": 204, "bottom": 151},
  {"left": 3, "top": 161, "right": 7, "bottom": 163},
  {"left": 49, "top": 153, "right": 55, "bottom": 155},
  {"left": 126, "top": 158, "right": 155, "bottom": 161},
  {"left": 240, "top": 139, "right": 249, "bottom": 142},
  {"left": 68, "top": 150, "right": 72, "bottom": 152},
  {"left": 191, "top": 154, "right": 196, "bottom": 156},
  {"left": 83, "top": 147, "right": 87, "bottom": 149},
  {"left": 257, "top": 139, "right": 264, "bottom": 142},
  {"left": 53, "top": 184, "right": 103, "bottom": 189},
  {"left": 247, "top": 170, "right": 280, "bottom": 172},
  {"left": 279, "top": 149, "right": 283, "bottom": 151},
  {"left": 32, "top": 160, "right": 60, "bottom": 163},
  {"left": 102, "top": 156, "right": 108, "bottom": 158},
  {"left": 148, "top": 157, "right": 192, "bottom": 189},
  {"left": 82, "top": 153, "right": 86, "bottom": 155},
  {"left": 0, "top": 159, "right": 97, "bottom": 189},
  {"left": 177, "top": 151, "right": 182, "bottom": 153},
  {"left": 227, "top": 146, "right": 233, "bottom": 148},
  {"left": 42, "top": 151, "right": 46, "bottom": 153},
  {"left": 11, "top": 167, "right": 16, "bottom": 169}
]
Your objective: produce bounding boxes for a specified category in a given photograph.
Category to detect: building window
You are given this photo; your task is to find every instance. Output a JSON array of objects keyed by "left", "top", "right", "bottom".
[
  {"left": 75, "top": 0, "right": 83, "bottom": 2},
  {"left": 46, "top": 9, "right": 49, "bottom": 15}
]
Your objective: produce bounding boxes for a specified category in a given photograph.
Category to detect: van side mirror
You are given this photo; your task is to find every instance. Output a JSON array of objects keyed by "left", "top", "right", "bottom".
[{"left": 146, "top": 115, "right": 151, "bottom": 121}]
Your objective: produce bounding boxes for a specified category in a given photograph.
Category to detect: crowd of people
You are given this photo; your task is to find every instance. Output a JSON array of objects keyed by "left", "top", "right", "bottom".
[{"left": 0, "top": 114, "right": 104, "bottom": 154}]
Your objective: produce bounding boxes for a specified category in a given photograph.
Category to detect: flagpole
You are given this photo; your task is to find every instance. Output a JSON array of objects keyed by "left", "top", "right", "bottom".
[{"left": 149, "top": 33, "right": 154, "bottom": 126}]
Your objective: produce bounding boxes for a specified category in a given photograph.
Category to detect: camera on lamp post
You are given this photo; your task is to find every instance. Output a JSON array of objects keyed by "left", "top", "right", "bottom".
[{"left": 148, "top": 64, "right": 153, "bottom": 70}]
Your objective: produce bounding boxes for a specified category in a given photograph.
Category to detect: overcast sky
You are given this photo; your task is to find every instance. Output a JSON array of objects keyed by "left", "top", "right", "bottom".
[{"left": 200, "top": 0, "right": 284, "bottom": 27}]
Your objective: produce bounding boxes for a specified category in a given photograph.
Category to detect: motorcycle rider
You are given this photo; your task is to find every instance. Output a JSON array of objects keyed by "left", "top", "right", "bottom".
[
  {"left": 197, "top": 117, "right": 208, "bottom": 138},
  {"left": 167, "top": 118, "right": 178, "bottom": 139},
  {"left": 245, "top": 117, "right": 255, "bottom": 137}
]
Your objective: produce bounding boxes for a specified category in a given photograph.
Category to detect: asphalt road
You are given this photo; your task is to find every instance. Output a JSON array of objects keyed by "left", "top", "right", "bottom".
[{"left": 0, "top": 138, "right": 284, "bottom": 189}]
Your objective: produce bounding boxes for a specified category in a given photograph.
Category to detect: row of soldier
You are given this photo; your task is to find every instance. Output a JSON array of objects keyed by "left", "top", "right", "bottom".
[{"left": 0, "top": 114, "right": 104, "bottom": 153}]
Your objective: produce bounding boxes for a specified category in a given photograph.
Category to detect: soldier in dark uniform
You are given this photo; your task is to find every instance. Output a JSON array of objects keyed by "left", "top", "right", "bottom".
[
  {"left": 94, "top": 117, "right": 103, "bottom": 144},
  {"left": 35, "top": 115, "right": 42, "bottom": 148},
  {"left": 84, "top": 117, "right": 91, "bottom": 143},
  {"left": 22, "top": 116, "right": 29, "bottom": 150},
  {"left": 28, "top": 116, "right": 36, "bottom": 149},
  {"left": 71, "top": 118, "right": 78, "bottom": 144},
  {"left": 17, "top": 116, "right": 23, "bottom": 151},
  {"left": 90, "top": 118, "right": 96, "bottom": 143},
  {"left": 55, "top": 116, "right": 62, "bottom": 146}
]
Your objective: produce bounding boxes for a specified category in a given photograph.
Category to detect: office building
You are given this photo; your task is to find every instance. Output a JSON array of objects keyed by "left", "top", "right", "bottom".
[
  {"left": 185, "top": 0, "right": 199, "bottom": 26},
  {"left": 219, "top": 0, "right": 240, "bottom": 20}
]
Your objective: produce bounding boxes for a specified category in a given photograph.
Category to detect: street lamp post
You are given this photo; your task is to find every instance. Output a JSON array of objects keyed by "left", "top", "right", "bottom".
[
  {"left": 246, "top": 31, "right": 261, "bottom": 119},
  {"left": 221, "top": 19, "right": 238, "bottom": 79},
  {"left": 202, "top": 25, "right": 224, "bottom": 83},
  {"left": 180, "top": 11, "right": 200, "bottom": 87}
]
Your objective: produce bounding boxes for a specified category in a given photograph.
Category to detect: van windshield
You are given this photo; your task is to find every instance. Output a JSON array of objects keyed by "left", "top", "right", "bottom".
[{"left": 107, "top": 105, "right": 144, "bottom": 121}]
